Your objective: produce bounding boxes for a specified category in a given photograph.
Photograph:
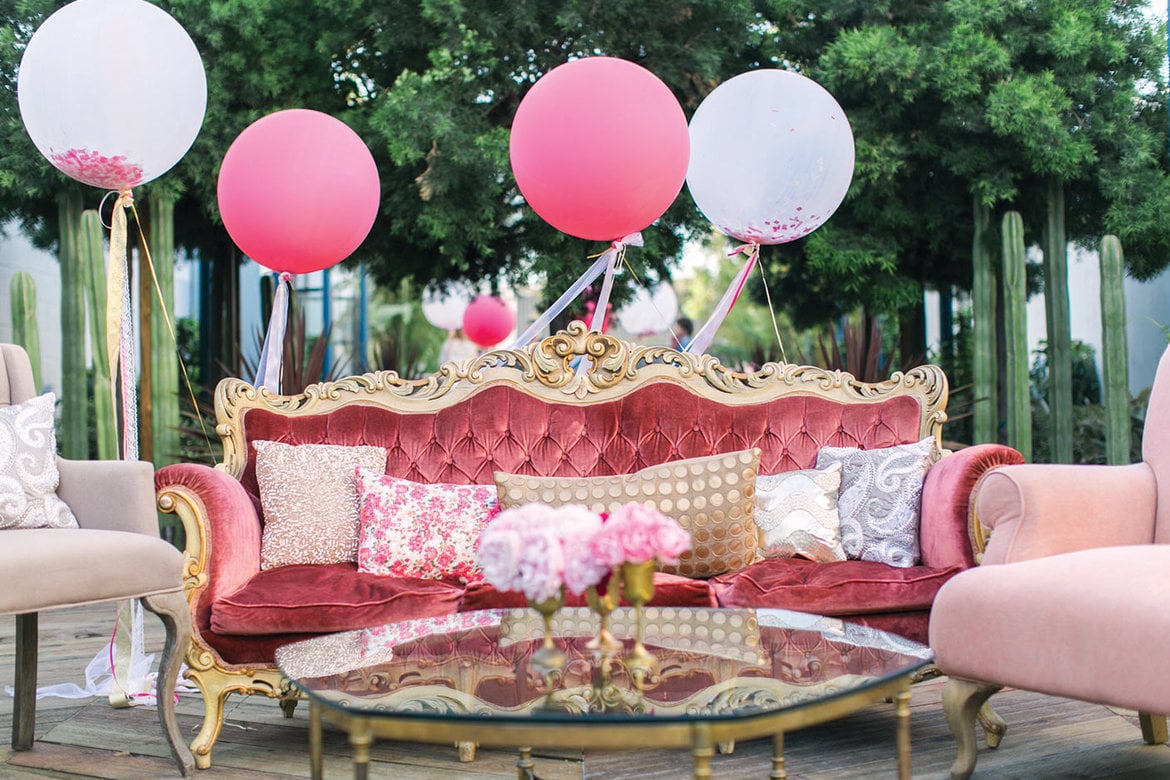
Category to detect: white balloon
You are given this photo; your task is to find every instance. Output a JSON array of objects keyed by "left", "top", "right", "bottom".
[
  {"left": 422, "top": 280, "right": 477, "bottom": 331},
  {"left": 686, "top": 70, "right": 854, "bottom": 245},
  {"left": 18, "top": 0, "right": 207, "bottom": 190},
  {"left": 617, "top": 282, "right": 679, "bottom": 336}
]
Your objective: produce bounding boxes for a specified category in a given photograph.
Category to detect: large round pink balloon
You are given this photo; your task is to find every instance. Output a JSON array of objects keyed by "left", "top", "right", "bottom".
[
  {"left": 509, "top": 57, "right": 689, "bottom": 242},
  {"left": 463, "top": 295, "right": 515, "bottom": 347},
  {"left": 218, "top": 109, "right": 380, "bottom": 274}
]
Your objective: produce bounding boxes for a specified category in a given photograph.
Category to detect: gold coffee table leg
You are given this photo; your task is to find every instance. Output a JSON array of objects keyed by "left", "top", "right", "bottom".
[
  {"left": 691, "top": 722, "right": 714, "bottom": 779},
  {"left": 349, "top": 717, "right": 372, "bottom": 780},
  {"left": 770, "top": 732, "right": 786, "bottom": 779},
  {"left": 894, "top": 686, "right": 912, "bottom": 780},
  {"left": 309, "top": 703, "right": 323, "bottom": 780}
]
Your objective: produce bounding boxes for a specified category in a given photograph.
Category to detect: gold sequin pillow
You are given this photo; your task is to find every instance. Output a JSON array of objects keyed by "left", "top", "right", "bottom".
[
  {"left": 254, "top": 440, "right": 388, "bottom": 570},
  {"left": 493, "top": 449, "right": 761, "bottom": 578}
]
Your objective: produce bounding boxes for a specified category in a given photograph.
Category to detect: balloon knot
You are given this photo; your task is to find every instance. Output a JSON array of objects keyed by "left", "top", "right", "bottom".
[
  {"left": 119, "top": 189, "right": 134, "bottom": 206},
  {"left": 279, "top": 272, "right": 292, "bottom": 284}
]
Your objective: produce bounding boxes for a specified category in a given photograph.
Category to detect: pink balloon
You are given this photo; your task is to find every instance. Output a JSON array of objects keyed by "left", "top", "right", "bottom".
[
  {"left": 217, "top": 109, "right": 380, "bottom": 274},
  {"left": 462, "top": 295, "right": 515, "bottom": 347},
  {"left": 509, "top": 57, "right": 689, "bottom": 241}
]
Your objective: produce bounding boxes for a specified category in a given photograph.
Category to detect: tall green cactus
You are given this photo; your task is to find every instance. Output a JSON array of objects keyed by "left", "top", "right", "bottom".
[
  {"left": 58, "top": 192, "right": 87, "bottom": 458},
  {"left": 1001, "top": 211, "right": 1031, "bottom": 461},
  {"left": 1099, "top": 235, "right": 1131, "bottom": 464},
  {"left": 1044, "top": 180, "right": 1073, "bottom": 462},
  {"left": 148, "top": 192, "right": 180, "bottom": 467},
  {"left": 79, "top": 209, "right": 118, "bottom": 460},
  {"left": 10, "top": 272, "right": 42, "bottom": 391},
  {"left": 971, "top": 195, "right": 997, "bottom": 444}
]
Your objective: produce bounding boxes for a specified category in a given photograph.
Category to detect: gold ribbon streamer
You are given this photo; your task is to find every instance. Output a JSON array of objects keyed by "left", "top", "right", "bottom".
[{"left": 105, "top": 191, "right": 131, "bottom": 455}]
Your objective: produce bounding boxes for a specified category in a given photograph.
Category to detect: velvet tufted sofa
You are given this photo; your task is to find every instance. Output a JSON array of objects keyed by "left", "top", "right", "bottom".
[{"left": 155, "top": 322, "right": 1022, "bottom": 768}]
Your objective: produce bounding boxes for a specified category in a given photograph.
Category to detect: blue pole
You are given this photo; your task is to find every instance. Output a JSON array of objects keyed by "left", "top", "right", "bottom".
[
  {"left": 321, "top": 267, "right": 332, "bottom": 377},
  {"left": 358, "top": 265, "right": 369, "bottom": 372}
]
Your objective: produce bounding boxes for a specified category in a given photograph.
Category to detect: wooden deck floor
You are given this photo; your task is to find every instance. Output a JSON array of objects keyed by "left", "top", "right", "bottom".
[{"left": 2, "top": 605, "right": 1169, "bottom": 779}]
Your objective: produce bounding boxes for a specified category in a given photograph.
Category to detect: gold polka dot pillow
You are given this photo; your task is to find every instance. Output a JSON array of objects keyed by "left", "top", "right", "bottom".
[
  {"left": 493, "top": 449, "right": 761, "bottom": 578},
  {"left": 254, "top": 440, "right": 388, "bottom": 569}
]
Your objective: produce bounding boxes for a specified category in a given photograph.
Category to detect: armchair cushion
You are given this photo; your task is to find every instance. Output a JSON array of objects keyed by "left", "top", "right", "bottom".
[
  {"left": 976, "top": 463, "right": 1157, "bottom": 565},
  {"left": 0, "top": 528, "right": 182, "bottom": 613},
  {"left": 210, "top": 562, "right": 463, "bottom": 636},
  {"left": 930, "top": 545, "right": 1170, "bottom": 715},
  {"left": 0, "top": 393, "right": 76, "bottom": 530}
]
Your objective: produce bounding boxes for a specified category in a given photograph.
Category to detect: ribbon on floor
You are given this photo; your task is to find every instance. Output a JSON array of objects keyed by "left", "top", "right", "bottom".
[
  {"left": 685, "top": 242, "right": 760, "bottom": 356},
  {"left": 254, "top": 273, "right": 293, "bottom": 390}
]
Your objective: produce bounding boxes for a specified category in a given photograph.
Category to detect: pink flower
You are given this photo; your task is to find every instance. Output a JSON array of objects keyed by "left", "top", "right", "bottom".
[
  {"left": 476, "top": 528, "right": 524, "bottom": 591},
  {"left": 591, "top": 502, "right": 692, "bottom": 565},
  {"left": 515, "top": 528, "right": 565, "bottom": 603}
]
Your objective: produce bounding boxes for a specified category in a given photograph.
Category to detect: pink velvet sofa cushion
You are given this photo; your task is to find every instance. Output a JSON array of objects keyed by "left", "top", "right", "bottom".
[
  {"left": 210, "top": 562, "right": 463, "bottom": 637},
  {"left": 930, "top": 545, "right": 1170, "bottom": 714},
  {"left": 712, "top": 557, "right": 962, "bottom": 616},
  {"left": 235, "top": 383, "right": 926, "bottom": 494},
  {"left": 459, "top": 572, "right": 718, "bottom": 612}
]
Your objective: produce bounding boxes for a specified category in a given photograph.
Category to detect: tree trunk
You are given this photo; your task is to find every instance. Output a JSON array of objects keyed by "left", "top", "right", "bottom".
[
  {"left": 971, "top": 195, "right": 997, "bottom": 444},
  {"left": 1044, "top": 179, "right": 1073, "bottom": 463}
]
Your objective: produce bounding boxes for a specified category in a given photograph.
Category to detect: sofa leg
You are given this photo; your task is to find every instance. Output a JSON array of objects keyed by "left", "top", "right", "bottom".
[
  {"left": 942, "top": 677, "right": 1002, "bottom": 780},
  {"left": 1140, "top": 712, "right": 1168, "bottom": 744},
  {"left": 280, "top": 696, "right": 299, "bottom": 719},
  {"left": 457, "top": 741, "right": 477, "bottom": 762},
  {"left": 187, "top": 673, "right": 234, "bottom": 770},
  {"left": 12, "top": 612, "right": 37, "bottom": 751},
  {"left": 976, "top": 701, "right": 1007, "bottom": 748}
]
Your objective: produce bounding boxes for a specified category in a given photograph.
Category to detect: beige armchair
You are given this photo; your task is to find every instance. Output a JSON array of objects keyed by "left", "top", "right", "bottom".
[
  {"left": 0, "top": 344, "right": 193, "bottom": 776},
  {"left": 929, "top": 344, "right": 1170, "bottom": 779}
]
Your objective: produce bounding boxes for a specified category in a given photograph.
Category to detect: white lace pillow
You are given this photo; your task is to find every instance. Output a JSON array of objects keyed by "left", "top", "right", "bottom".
[
  {"left": 755, "top": 462, "right": 844, "bottom": 562},
  {"left": 815, "top": 438, "right": 934, "bottom": 568},
  {"left": 255, "top": 440, "right": 388, "bottom": 569},
  {"left": 0, "top": 393, "right": 77, "bottom": 529}
]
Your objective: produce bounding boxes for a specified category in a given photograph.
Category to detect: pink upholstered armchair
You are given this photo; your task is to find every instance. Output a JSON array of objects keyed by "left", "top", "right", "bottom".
[{"left": 929, "top": 344, "right": 1170, "bottom": 779}]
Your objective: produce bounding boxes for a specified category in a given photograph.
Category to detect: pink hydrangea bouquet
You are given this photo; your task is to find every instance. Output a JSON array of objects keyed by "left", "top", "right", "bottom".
[
  {"left": 477, "top": 503, "right": 609, "bottom": 602},
  {"left": 590, "top": 502, "right": 692, "bottom": 567},
  {"left": 476, "top": 501, "right": 692, "bottom": 603}
]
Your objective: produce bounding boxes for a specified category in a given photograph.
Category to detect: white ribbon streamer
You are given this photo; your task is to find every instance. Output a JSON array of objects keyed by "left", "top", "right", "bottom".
[
  {"left": 254, "top": 273, "right": 292, "bottom": 390},
  {"left": 685, "top": 244, "right": 759, "bottom": 356}
]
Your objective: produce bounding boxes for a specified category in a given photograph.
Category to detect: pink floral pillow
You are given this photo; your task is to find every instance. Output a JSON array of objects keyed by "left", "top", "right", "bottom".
[{"left": 355, "top": 468, "right": 500, "bottom": 582}]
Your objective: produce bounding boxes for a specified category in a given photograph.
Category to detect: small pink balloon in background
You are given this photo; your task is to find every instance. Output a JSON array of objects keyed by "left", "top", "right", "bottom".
[
  {"left": 463, "top": 295, "right": 516, "bottom": 348},
  {"left": 217, "top": 109, "right": 380, "bottom": 275},
  {"left": 509, "top": 56, "right": 689, "bottom": 242}
]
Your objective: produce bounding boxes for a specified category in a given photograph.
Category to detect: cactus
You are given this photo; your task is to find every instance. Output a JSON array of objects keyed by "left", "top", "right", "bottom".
[
  {"left": 1001, "top": 211, "right": 1031, "bottom": 461},
  {"left": 148, "top": 192, "right": 180, "bottom": 467},
  {"left": 1099, "top": 235, "right": 1131, "bottom": 464},
  {"left": 57, "top": 192, "right": 87, "bottom": 458},
  {"left": 971, "top": 196, "right": 997, "bottom": 444},
  {"left": 10, "top": 272, "right": 42, "bottom": 391},
  {"left": 79, "top": 209, "right": 118, "bottom": 460},
  {"left": 1044, "top": 180, "right": 1073, "bottom": 462}
]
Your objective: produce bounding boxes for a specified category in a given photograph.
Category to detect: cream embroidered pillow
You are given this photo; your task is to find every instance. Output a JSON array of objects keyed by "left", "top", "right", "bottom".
[
  {"left": 494, "top": 449, "right": 761, "bottom": 578},
  {"left": 0, "top": 393, "right": 77, "bottom": 529},
  {"left": 255, "top": 440, "right": 388, "bottom": 569},
  {"left": 815, "top": 437, "right": 934, "bottom": 568},
  {"left": 755, "top": 463, "right": 844, "bottom": 562}
]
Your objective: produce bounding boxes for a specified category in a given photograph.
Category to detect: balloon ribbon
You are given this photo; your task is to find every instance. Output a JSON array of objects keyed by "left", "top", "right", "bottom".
[
  {"left": 685, "top": 242, "right": 760, "bottom": 355},
  {"left": 105, "top": 191, "right": 138, "bottom": 461},
  {"left": 254, "top": 273, "right": 292, "bottom": 390},
  {"left": 509, "top": 232, "right": 642, "bottom": 350}
]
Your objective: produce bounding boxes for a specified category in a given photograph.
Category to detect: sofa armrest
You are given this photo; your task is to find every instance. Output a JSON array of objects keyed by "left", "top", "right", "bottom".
[
  {"left": 977, "top": 462, "right": 1157, "bottom": 565},
  {"left": 918, "top": 444, "right": 1026, "bottom": 569},
  {"left": 58, "top": 458, "right": 158, "bottom": 536},
  {"left": 155, "top": 463, "right": 261, "bottom": 608}
]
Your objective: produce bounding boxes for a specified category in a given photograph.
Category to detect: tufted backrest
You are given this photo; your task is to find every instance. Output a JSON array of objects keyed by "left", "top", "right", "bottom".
[
  {"left": 0, "top": 344, "right": 37, "bottom": 407},
  {"left": 233, "top": 382, "right": 928, "bottom": 499}
]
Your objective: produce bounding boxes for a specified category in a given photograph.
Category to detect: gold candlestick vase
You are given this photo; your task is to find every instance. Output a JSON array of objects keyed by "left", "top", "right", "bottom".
[{"left": 619, "top": 560, "right": 657, "bottom": 678}]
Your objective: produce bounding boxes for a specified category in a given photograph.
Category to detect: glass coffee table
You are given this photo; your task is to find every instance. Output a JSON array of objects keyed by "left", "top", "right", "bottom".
[{"left": 275, "top": 606, "right": 932, "bottom": 780}]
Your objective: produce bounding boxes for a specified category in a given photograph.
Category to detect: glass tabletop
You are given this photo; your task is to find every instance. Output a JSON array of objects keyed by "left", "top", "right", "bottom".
[{"left": 275, "top": 606, "right": 933, "bottom": 725}]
